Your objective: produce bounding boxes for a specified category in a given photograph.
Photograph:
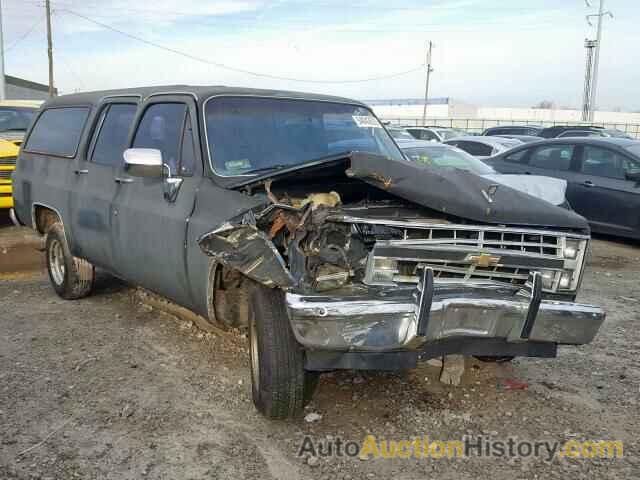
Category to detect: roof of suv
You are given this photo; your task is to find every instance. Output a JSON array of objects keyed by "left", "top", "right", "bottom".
[
  {"left": 538, "top": 125, "right": 611, "bottom": 138},
  {"left": 41, "top": 85, "right": 368, "bottom": 109},
  {"left": 483, "top": 125, "right": 543, "bottom": 134}
]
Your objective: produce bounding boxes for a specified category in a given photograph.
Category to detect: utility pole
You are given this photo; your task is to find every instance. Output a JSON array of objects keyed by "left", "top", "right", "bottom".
[
  {"left": 421, "top": 41, "right": 433, "bottom": 126},
  {"left": 581, "top": 39, "right": 597, "bottom": 121},
  {"left": 0, "top": 0, "right": 6, "bottom": 100},
  {"left": 45, "top": 0, "right": 55, "bottom": 97},
  {"left": 585, "top": 0, "right": 613, "bottom": 121}
]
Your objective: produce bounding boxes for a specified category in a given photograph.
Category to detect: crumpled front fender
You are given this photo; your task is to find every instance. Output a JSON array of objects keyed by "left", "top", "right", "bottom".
[{"left": 198, "top": 224, "right": 295, "bottom": 288}]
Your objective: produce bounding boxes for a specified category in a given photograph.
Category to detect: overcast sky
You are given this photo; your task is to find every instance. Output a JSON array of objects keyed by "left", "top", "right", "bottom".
[{"left": 3, "top": 0, "right": 639, "bottom": 110}]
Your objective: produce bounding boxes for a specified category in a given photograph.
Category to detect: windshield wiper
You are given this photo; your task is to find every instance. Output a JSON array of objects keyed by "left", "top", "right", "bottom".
[
  {"left": 245, "top": 164, "right": 292, "bottom": 175},
  {"left": 244, "top": 152, "right": 353, "bottom": 176},
  {"left": 1, "top": 128, "right": 27, "bottom": 132}
]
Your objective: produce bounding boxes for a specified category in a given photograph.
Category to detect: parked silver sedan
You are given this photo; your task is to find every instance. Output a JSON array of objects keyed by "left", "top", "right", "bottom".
[
  {"left": 443, "top": 135, "right": 522, "bottom": 159},
  {"left": 396, "top": 139, "right": 568, "bottom": 206}
]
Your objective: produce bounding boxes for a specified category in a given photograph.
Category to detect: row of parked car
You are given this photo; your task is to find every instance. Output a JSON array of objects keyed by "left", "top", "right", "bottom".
[
  {"left": 0, "top": 101, "right": 42, "bottom": 209},
  {"left": 387, "top": 124, "right": 640, "bottom": 240}
]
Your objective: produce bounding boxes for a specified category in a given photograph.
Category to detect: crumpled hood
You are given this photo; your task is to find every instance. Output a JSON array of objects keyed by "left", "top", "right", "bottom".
[
  {"left": 482, "top": 174, "right": 567, "bottom": 206},
  {"left": 347, "top": 152, "right": 589, "bottom": 231}
]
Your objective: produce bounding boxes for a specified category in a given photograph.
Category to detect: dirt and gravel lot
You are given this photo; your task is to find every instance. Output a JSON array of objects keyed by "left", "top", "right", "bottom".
[{"left": 1, "top": 215, "right": 639, "bottom": 479}]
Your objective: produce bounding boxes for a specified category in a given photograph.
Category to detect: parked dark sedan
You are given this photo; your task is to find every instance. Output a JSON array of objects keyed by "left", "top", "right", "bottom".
[
  {"left": 538, "top": 125, "right": 632, "bottom": 139},
  {"left": 486, "top": 138, "right": 640, "bottom": 239}
]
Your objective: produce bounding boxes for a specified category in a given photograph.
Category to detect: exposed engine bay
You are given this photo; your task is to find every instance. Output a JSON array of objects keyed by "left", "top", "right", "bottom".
[
  {"left": 199, "top": 152, "right": 589, "bottom": 297},
  {"left": 198, "top": 152, "right": 603, "bottom": 359}
]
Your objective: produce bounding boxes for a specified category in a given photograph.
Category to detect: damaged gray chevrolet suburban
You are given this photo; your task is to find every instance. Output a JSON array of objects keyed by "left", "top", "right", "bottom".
[{"left": 11, "top": 87, "right": 605, "bottom": 419}]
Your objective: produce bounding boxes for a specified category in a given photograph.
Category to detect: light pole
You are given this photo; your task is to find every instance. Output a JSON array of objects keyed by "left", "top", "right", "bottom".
[
  {"left": 46, "top": 0, "right": 55, "bottom": 97},
  {"left": 585, "top": 0, "right": 613, "bottom": 121}
]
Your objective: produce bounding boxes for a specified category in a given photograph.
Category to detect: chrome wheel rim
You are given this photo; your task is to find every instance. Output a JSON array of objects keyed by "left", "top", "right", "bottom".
[
  {"left": 249, "top": 311, "right": 260, "bottom": 391},
  {"left": 48, "top": 238, "right": 65, "bottom": 285}
]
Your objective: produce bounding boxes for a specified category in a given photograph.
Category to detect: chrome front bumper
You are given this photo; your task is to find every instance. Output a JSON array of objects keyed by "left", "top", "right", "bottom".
[{"left": 285, "top": 270, "right": 604, "bottom": 353}]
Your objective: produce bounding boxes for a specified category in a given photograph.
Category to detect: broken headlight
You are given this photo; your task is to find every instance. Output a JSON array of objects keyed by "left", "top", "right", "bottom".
[
  {"left": 312, "top": 264, "right": 351, "bottom": 292},
  {"left": 368, "top": 257, "right": 399, "bottom": 284}
]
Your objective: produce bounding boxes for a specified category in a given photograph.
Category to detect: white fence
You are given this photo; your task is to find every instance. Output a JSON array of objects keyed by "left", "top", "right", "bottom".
[{"left": 380, "top": 117, "right": 640, "bottom": 139}]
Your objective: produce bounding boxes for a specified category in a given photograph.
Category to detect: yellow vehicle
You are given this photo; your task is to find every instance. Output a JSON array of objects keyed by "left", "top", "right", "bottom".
[{"left": 0, "top": 100, "right": 42, "bottom": 209}]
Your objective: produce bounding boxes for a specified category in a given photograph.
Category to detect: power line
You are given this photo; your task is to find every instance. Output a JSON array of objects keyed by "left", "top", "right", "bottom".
[
  {"left": 4, "top": 15, "right": 45, "bottom": 53},
  {"left": 58, "top": 8, "right": 425, "bottom": 84},
  {"left": 52, "top": 12, "right": 85, "bottom": 92}
]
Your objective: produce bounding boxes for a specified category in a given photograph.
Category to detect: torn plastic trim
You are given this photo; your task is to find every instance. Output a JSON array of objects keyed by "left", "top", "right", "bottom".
[{"left": 199, "top": 224, "right": 295, "bottom": 288}]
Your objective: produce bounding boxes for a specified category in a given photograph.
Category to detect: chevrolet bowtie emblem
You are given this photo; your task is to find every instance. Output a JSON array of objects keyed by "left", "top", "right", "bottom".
[{"left": 467, "top": 253, "right": 501, "bottom": 268}]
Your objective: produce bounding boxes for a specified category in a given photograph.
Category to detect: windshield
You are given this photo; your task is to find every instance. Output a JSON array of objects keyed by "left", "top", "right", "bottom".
[
  {"left": 435, "top": 129, "right": 461, "bottom": 141},
  {"left": 205, "top": 97, "right": 405, "bottom": 175},
  {"left": 0, "top": 107, "right": 37, "bottom": 133},
  {"left": 605, "top": 129, "right": 633, "bottom": 139},
  {"left": 387, "top": 128, "right": 414, "bottom": 140},
  {"left": 625, "top": 144, "right": 640, "bottom": 157},
  {"left": 559, "top": 130, "right": 602, "bottom": 138},
  {"left": 402, "top": 145, "right": 496, "bottom": 175},
  {"left": 493, "top": 138, "right": 522, "bottom": 148}
]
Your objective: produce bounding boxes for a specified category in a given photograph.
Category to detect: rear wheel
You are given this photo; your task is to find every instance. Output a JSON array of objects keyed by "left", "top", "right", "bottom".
[
  {"left": 248, "top": 283, "right": 318, "bottom": 419},
  {"left": 45, "top": 223, "right": 94, "bottom": 300}
]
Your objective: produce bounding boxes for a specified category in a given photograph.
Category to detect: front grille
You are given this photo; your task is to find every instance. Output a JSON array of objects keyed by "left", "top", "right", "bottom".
[
  {"left": 395, "top": 259, "right": 530, "bottom": 285},
  {"left": 0, "top": 156, "right": 16, "bottom": 166},
  {"left": 0, "top": 170, "right": 12, "bottom": 179},
  {"left": 354, "top": 221, "right": 578, "bottom": 289},
  {"left": 359, "top": 223, "right": 563, "bottom": 257}
]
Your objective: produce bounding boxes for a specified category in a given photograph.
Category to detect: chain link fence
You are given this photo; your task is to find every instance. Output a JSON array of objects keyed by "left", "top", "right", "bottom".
[{"left": 380, "top": 117, "right": 640, "bottom": 139}]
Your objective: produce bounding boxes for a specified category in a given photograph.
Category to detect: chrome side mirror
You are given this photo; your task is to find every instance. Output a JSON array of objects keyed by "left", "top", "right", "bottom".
[
  {"left": 123, "top": 148, "right": 183, "bottom": 202},
  {"left": 123, "top": 148, "right": 163, "bottom": 177}
]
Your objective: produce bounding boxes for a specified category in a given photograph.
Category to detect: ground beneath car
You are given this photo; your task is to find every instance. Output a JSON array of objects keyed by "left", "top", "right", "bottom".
[{"left": 0, "top": 218, "right": 639, "bottom": 479}]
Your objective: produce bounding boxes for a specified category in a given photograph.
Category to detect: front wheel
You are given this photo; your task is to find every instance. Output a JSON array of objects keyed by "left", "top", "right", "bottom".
[{"left": 248, "top": 283, "right": 318, "bottom": 419}]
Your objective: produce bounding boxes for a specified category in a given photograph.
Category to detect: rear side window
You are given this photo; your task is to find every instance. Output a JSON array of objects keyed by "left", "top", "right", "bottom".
[
  {"left": 409, "top": 129, "right": 438, "bottom": 141},
  {"left": 455, "top": 141, "right": 493, "bottom": 157},
  {"left": 580, "top": 146, "right": 627, "bottom": 179},
  {"left": 25, "top": 107, "right": 89, "bottom": 157},
  {"left": 504, "top": 149, "right": 529, "bottom": 163},
  {"left": 530, "top": 145, "right": 574, "bottom": 171},
  {"left": 90, "top": 104, "right": 137, "bottom": 166}
]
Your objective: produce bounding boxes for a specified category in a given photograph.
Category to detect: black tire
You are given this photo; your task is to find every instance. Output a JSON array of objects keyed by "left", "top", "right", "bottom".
[
  {"left": 248, "top": 283, "right": 317, "bottom": 419},
  {"left": 45, "top": 223, "right": 95, "bottom": 300},
  {"left": 474, "top": 356, "right": 515, "bottom": 363}
]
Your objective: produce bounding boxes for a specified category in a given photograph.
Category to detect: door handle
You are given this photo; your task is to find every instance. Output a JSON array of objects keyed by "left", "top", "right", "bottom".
[
  {"left": 114, "top": 177, "right": 134, "bottom": 184},
  {"left": 524, "top": 171, "right": 531, "bottom": 175},
  {"left": 583, "top": 180, "right": 595, "bottom": 187},
  {"left": 74, "top": 169, "right": 89, "bottom": 175}
]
